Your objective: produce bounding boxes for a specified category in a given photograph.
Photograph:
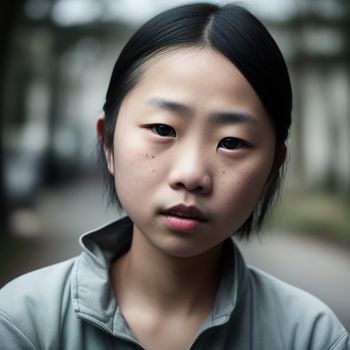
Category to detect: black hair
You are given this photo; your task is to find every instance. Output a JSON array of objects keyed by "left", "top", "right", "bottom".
[{"left": 99, "top": 2, "right": 292, "bottom": 239}]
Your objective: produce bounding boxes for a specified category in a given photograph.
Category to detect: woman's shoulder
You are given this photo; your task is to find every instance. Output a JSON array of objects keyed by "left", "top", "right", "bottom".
[
  {"left": 0, "top": 257, "right": 79, "bottom": 348},
  {"left": 0, "top": 258, "right": 78, "bottom": 348},
  {"left": 247, "top": 266, "right": 329, "bottom": 309},
  {"left": 0, "top": 257, "right": 77, "bottom": 311},
  {"left": 0, "top": 257, "right": 77, "bottom": 302},
  {"left": 246, "top": 266, "right": 349, "bottom": 349}
]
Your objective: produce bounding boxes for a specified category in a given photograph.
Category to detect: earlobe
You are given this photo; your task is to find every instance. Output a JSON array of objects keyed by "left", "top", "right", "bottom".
[
  {"left": 106, "top": 151, "right": 115, "bottom": 175},
  {"left": 96, "top": 115, "right": 115, "bottom": 175},
  {"left": 104, "top": 145, "right": 115, "bottom": 175}
]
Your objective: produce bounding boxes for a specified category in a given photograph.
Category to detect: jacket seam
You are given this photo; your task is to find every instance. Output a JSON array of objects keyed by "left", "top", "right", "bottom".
[
  {"left": 73, "top": 257, "right": 81, "bottom": 312},
  {"left": 0, "top": 310, "right": 38, "bottom": 350},
  {"left": 327, "top": 330, "right": 349, "bottom": 350}
]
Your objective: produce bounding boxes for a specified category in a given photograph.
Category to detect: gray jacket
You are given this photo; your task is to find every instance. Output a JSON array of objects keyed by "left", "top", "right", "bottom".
[{"left": 0, "top": 217, "right": 349, "bottom": 349}]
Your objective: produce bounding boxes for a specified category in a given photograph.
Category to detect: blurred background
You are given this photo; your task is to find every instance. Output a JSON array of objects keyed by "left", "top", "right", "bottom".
[{"left": 1, "top": 0, "right": 349, "bottom": 331}]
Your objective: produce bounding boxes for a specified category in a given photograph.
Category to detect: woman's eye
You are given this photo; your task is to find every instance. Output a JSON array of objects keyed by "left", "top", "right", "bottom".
[
  {"left": 151, "top": 124, "right": 176, "bottom": 137},
  {"left": 218, "top": 137, "right": 245, "bottom": 150}
]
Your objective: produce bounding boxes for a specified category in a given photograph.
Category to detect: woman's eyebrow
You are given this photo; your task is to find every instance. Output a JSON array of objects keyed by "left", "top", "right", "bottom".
[
  {"left": 209, "top": 112, "right": 258, "bottom": 126},
  {"left": 147, "top": 97, "right": 194, "bottom": 117},
  {"left": 146, "top": 97, "right": 257, "bottom": 125}
]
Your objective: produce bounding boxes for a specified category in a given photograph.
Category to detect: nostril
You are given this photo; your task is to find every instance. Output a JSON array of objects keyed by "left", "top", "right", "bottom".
[
  {"left": 169, "top": 170, "right": 212, "bottom": 194},
  {"left": 176, "top": 182, "right": 204, "bottom": 192}
]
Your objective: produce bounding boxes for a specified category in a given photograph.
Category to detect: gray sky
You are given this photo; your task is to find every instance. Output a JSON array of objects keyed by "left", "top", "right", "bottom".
[{"left": 44, "top": 0, "right": 298, "bottom": 27}]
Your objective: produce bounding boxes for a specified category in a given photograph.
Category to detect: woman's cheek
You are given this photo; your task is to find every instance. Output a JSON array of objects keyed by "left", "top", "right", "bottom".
[
  {"left": 218, "top": 164, "right": 271, "bottom": 210},
  {"left": 115, "top": 143, "right": 160, "bottom": 192}
]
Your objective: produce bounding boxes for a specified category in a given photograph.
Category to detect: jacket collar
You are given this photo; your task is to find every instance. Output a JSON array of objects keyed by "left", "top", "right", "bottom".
[{"left": 71, "top": 216, "right": 249, "bottom": 336}]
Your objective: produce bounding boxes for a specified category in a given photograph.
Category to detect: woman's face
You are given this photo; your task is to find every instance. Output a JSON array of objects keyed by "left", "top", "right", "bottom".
[{"left": 105, "top": 47, "right": 276, "bottom": 257}]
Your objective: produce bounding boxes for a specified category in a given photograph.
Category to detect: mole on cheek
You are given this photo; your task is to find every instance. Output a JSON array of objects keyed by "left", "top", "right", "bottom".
[
  {"left": 221, "top": 171, "right": 226, "bottom": 185},
  {"left": 144, "top": 153, "right": 156, "bottom": 160}
]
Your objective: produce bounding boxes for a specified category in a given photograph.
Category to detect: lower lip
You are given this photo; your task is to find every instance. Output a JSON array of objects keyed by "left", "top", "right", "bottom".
[{"left": 162, "top": 214, "right": 204, "bottom": 232}]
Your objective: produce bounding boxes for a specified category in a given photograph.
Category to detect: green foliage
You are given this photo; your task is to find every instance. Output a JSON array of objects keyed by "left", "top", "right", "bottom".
[{"left": 269, "top": 191, "right": 350, "bottom": 243}]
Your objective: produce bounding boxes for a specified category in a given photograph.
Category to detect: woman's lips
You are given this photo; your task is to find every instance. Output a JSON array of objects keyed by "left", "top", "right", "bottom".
[{"left": 161, "top": 204, "right": 208, "bottom": 231}]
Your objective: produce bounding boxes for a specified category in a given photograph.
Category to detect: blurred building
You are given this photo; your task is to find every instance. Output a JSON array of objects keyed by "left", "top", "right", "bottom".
[{"left": 1, "top": 0, "right": 350, "bottom": 229}]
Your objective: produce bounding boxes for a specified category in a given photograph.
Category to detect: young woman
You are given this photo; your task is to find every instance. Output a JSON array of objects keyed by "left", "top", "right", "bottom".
[{"left": 0, "top": 3, "right": 349, "bottom": 349}]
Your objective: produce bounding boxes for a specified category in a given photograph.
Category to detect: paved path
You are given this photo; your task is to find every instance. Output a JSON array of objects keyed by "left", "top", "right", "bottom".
[
  {"left": 2, "top": 175, "right": 349, "bottom": 331},
  {"left": 237, "top": 233, "right": 350, "bottom": 331}
]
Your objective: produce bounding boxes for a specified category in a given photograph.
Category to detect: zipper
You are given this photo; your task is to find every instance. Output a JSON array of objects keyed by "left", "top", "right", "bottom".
[
  {"left": 188, "top": 318, "right": 229, "bottom": 350},
  {"left": 78, "top": 312, "right": 228, "bottom": 350},
  {"left": 76, "top": 313, "right": 145, "bottom": 349}
]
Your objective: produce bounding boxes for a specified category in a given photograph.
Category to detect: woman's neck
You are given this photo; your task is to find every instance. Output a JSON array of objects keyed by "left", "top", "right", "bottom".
[{"left": 110, "top": 227, "right": 224, "bottom": 315}]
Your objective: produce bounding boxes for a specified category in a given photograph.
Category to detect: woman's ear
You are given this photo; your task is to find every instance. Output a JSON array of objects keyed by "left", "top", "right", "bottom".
[
  {"left": 96, "top": 115, "right": 104, "bottom": 143},
  {"left": 96, "top": 115, "right": 115, "bottom": 175}
]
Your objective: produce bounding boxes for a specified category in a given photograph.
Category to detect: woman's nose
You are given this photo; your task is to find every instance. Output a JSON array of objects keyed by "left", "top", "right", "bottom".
[{"left": 168, "top": 151, "right": 212, "bottom": 194}]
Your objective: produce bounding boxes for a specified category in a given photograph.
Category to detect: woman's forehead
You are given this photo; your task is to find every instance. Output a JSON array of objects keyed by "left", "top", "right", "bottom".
[{"left": 121, "top": 47, "right": 269, "bottom": 124}]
